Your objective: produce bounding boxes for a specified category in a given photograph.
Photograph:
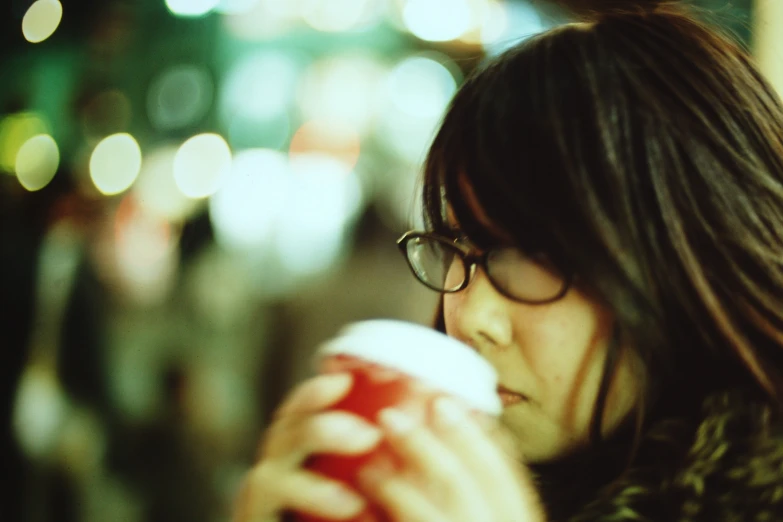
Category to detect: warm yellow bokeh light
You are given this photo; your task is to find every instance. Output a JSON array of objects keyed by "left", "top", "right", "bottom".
[
  {"left": 289, "top": 121, "right": 361, "bottom": 171},
  {"left": 173, "top": 134, "right": 232, "bottom": 198},
  {"left": 223, "top": 0, "right": 297, "bottom": 41},
  {"left": 0, "top": 113, "right": 50, "bottom": 172},
  {"left": 90, "top": 133, "right": 143, "bottom": 196},
  {"left": 298, "top": 55, "right": 386, "bottom": 135},
  {"left": 459, "top": 0, "right": 508, "bottom": 46},
  {"left": 133, "top": 146, "right": 202, "bottom": 222},
  {"left": 22, "top": 0, "right": 63, "bottom": 44},
  {"left": 15, "top": 134, "right": 60, "bottom": 191},
  {"left": 300, "top": 0, "right": 373, "bottom": 32}
]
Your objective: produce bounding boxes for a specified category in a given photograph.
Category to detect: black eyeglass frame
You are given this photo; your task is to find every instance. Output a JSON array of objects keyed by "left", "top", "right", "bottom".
[{"left": 396, "top": 230, "right": 573, "bottom": 305}]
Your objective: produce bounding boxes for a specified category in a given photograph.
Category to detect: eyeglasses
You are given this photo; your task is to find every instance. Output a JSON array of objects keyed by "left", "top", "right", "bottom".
[{"left": 397, "top": 231, "right": 572, "bottom": 304}]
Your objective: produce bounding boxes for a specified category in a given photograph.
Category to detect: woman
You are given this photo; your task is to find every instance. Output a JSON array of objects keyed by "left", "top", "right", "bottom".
[{"left": 235, "top": 1, "right": 783, "bottom": 521}]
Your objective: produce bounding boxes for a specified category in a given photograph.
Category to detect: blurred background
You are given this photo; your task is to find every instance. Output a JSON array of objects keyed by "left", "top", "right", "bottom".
[{"left": 0, "top": 0, "right": 775, "bottom": 521}]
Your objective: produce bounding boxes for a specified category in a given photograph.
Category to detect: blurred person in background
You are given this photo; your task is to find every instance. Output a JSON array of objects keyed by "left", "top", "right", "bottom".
[
  {"left": 1, "top": 168, "right": 111, "bottom": 522},
  {"left": 0, "top": 160, "right": 50, "bottom": 522},
  {"left": 236, "top": 1, "right": 783, "bottom": 521}
]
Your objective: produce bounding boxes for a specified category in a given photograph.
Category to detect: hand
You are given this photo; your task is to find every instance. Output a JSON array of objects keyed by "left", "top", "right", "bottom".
[
  {"left": 356, "top": 398, "right": 546, "bottom": 522},
  {"left": 233, "top": 373, "right": 383, "bottom": 522}
]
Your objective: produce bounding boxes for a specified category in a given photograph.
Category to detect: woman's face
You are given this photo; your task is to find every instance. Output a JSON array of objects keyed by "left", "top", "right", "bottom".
[{"left": 442, "top": 179, "right": 640, "bottom": 463}]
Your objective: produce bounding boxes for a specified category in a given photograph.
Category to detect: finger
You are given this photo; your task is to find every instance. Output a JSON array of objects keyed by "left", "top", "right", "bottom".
[
  {"left": 358, "top": 467, "right": 449, "bottom": 522},
  {"left": 263, "top": 410, "right": 382, "bottom": 463},
  {"left": 258, "top": 373, "right": 356, "bottom": 460},
  {"left": 275, "top": 373, "right": 353, "bottom": 419},
  {"left": 468, "top": 411, "right": 519, "bottom": 459},
  {"left": 239, "top": 465, "right": 367, "bottom": 522},
  {"left": 431, "top": 398, "right": 538, "bottom": 519},
  {"left": 374, "top": 408, "right": 484, "bottom": 517}
]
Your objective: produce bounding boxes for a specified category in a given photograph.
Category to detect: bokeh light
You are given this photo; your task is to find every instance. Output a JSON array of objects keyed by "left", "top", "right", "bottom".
[
  {"left": 403, "top": 0, "right": 472, "bottom": 42},
  {"left": 215, "top": 0, "right": 260, "bottom": 14},
  {"left": 13, "top": 365, "right": 69, "bottom": 459},
  {"left": 457, "top": 0, "right": 509, "bottom": 46},
  {"left": 298, "top": 54, "right": 386, "bottom": 134},
  {"left": 223, "top": 0, "right": 298, "bottom": 40},
  {"left": 210, "top": 150, "right": 364, "bottom": 277},
  {"left": 226, "top": 112, "right": 291, "bottom": 151},
  {"left": 90, "top": 133, "right": 143, "bottom": 196},
  {"left": 299, "top": 0, "right": 383, "bottom": 32},
  {"left": 15, "top": 134, "right": 60, "bottom": 192},
  {"left": 165, "top": 0, "right": 220, "bottom": 18},
  {"left": 220, "top": 51, "right": 301, "bottom": 121},
  {"left": 22, "top": 0, "right": 64, "bottom": 44},
  {"left": 289, "top": 121, "right": 361, "bottom": 172},
  {"left": 480, "top": 0, "right": 510, "bottom": 45},
  {"left": 134, "top": 145, "right": 202, "bottom": 222},
  {"left": 288, "top": 154, "right": 364, "bottom": 224},
  {"left": 274, "top": 154, "right": 363, "bottom": 275},
  {"left": 377, "top": 54, "right": 459, "bottom": 160},
  {"left": 209, "top": 149, "right": 291, "bottom": 251},
  {"left": 387, "top": 55, "right": 459, "bottom": 117},
  {"left": 147, "top": 64, "right": 214, "bottom": 131},
  {"left": 0, "top": 112, "right": 50, "bottom": 172},
  {"left": 173, "top": 134, "right": 232, "bottom": 198},
  {"left": 219, "top": 51, "right": 302, "bottom": 149},
  {"left": 114, "top": 195, "right": 179, "bottom": 305},
  {"left": 484, "top": 0, "right": 545, "bottom": 55}
]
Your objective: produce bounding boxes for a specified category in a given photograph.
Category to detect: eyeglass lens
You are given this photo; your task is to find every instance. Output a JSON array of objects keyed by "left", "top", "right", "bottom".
[
  {"left": 405, "top": 236, "right": 465, "bottom": 292},
  {"left": 405, "top": 235, "right": 565, "bottom": 302}
]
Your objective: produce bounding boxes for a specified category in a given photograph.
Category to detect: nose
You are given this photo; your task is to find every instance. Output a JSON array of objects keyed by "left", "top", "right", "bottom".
[{"left": 446, "top": 267, "right": 514, "bottom": 354}]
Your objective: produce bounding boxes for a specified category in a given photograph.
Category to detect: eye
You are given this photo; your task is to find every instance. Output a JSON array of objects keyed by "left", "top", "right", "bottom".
[
  {"left": 525, "top": 250, "right": 559, "bottom": 269},
  {"left": 486, "top": 248, "right": 568, "bottom": 301}
]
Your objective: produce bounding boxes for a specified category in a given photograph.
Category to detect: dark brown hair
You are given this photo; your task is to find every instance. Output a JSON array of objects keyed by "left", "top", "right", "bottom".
[{"left": 424, "top": 0, "right": 783, "bottom": 467}]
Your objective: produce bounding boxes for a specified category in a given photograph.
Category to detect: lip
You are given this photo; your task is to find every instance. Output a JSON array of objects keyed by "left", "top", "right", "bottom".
[{"left": 497, "top": 385, "right": 528, "bottom": 407}]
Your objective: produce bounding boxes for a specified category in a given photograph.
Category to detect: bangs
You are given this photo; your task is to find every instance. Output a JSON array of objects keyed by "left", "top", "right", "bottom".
[{"left": 422, "top": 33, "right": 585, "bottom": 269}]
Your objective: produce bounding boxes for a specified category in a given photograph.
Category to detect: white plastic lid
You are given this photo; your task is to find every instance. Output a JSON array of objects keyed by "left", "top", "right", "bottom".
[{"left": 315, "top": 319, "right": 501, "bottom": 416}]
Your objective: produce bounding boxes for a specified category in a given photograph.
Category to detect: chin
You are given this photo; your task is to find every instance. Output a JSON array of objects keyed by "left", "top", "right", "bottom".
[
  {"left": 516, "top": 441, "right": 572, "bottom": 464},
  {"left": 502, "top": 411, "right": 588, "bottom": 464}
]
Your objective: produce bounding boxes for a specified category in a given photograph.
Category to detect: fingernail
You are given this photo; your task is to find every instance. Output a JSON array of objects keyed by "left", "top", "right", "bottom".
[
  {"left": 353, "top": 427, "right": 382, "bottom": 447},
  {"left": 322, "top": 372, "right": 352, "bottom": 388},
  {"left": 378, "top": 408, "right": 415, "bottom": 435},
  {"left": 329, "top": 419, "right": 382, "bottom": 452},
  {"left": 326, "top": 484, "right": 366, "bottom": 515},
  {"left": 357, "top": 461, "right": 390, "bottom": 490},
  {"left": 434, "top": 397, "right": 466, "bottom": 426}
]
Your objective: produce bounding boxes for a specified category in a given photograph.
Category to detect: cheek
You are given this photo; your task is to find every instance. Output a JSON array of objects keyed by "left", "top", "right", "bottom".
[
  {"left": 442, "top": 294, "right": 460, "bottom": 334},
  {"left": 515, "top": 301, "right": 615, "bottom": 418},
  {"left": 514, "top": 309, "right": 602, "bottom": 375}
]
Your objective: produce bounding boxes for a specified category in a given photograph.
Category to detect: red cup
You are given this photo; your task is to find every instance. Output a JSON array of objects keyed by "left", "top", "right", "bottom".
[{"left": 293, "top": 320, "right": 501, "bottom": 522}]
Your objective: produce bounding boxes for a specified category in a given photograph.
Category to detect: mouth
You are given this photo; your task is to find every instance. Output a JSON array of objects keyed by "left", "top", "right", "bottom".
[{"left": 497, "top": 385, "right": 528, "bottom": 407}]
